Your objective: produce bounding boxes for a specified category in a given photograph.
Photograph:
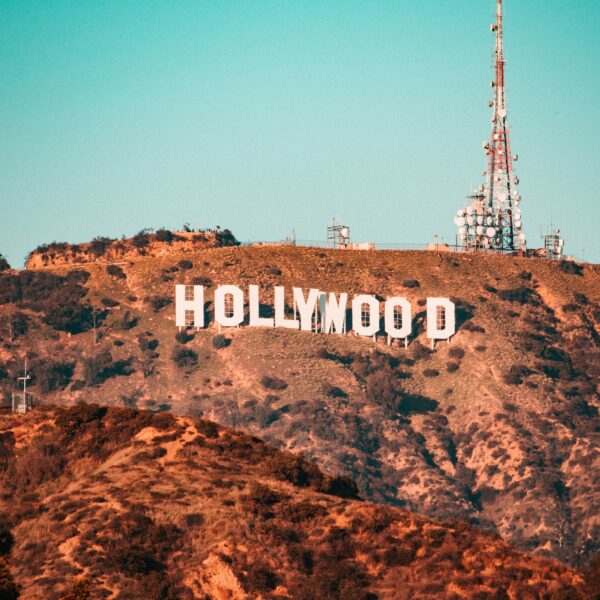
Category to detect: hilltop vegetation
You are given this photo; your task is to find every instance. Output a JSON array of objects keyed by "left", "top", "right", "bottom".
[
  {"left": 0, "top": 404, "right": 592, "bottom": 599},
  {"left": 0, "top": 244, "right": 599, "bottom": 570},
  {"left": 24, "top": 227, "right": 239, "bottom": 269}
]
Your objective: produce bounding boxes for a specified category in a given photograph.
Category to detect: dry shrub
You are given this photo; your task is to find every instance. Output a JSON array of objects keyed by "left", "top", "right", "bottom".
[
  {"left": 318, "top": 476, "right": 359, "bottom": 499},
  {"left": 448, "top": 347, "right": 465, "bottom": 359},
  {"left": 30, "top": 358, "right": 75, "bottom": 393},
  {"left": 0, "top": 254, "right": 10, "bottom": 272},
  {"left": 280, "top": 501, "right": 327, "bottom": 523},
  {"left": 411, "top": 342, "right": 433, "bottom": 360},
  {"left": 212, "top": 334, "right": 230, "bottom": 349},
  {"left": 171, "top": 347, "right": 198, "bottom": 369},
  {"left": 175, "top": 331, "right": 194, "bottom": 344},
  {"left": 195, "top": 419, "right": 219, "bottom": 438},
  {"left": 397, "top": 394, "right": 439, "bottom": 416},
  {"left": 184, "top": 513, "right": 204, "bottom": 527},
  {"left": 462, "top": 321, "right": 485, "bottom": 333},
  {"left": 261, "top": 375, "right": 288, "bottom": 391},
  {"left": 559, "top": 261, "right": 583, "bottom": 276},
  {"left": 154, "top": 228, "right": 175, "bottom": 243},
  {"left": 403, "top": 279, "right": 420, "bottom": 288},
  {"left": 241, "top": 482, "right": 280, "bottom": 519},
  {"left": 423, "top": 369, "right": 439, "bottom": 378},
  {"left": 132, "top": 230, "right": 151, "bottom": 248},
  {"left": 59, "top": 578, "right": 92, "bottom": 600},
  {"left": 574, "top": 292, "right": 588, "bottom": 305},
  {"left": 381, "top": 544, "right": 416, "bottom": 566},
  {"left": 498, "top": 287, "right": 540, "bottom": 306},
  {"left": 83, "top": 350, "right": 134, "bottom": 386},
  {"left": 264, "top": 452, "right": 318, "bottom": 487},
  {"left": 146, "top": 295, "right": 172, "bottom": 312},
  {"left": 503, "top": 365, "right": 534, "bottom": 385},
  {"left": 323, "top": 383, "right": 348, "bottom": 398},
  {"left": 100, "top": 297, "right": 119, "bottom": 307},
  {"left": 242, "top": 561, "right": 278, "bottom": 593},
  {"left": 106, "top": 265, "right": 127, "bottom": 279},
  {"left": 0, "top": 529, "right": 13, "bottom": 556},
  {"left": 192, "top": 276, "right": 212, "bottom": 286},
  {"left": 0, "top": 557, "right": 19, "bottom": 600}
]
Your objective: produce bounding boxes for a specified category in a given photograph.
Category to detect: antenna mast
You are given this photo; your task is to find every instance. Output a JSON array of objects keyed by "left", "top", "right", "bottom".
[{"left": 455, "top": 0, "right": 525, "bottom": 254}]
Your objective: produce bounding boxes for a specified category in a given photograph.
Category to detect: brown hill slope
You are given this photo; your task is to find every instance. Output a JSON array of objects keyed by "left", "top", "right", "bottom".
[
  {"left": 1, "top": 245, "right": 599, "bottom": 567},
  {"left": 24, "top": 228, "right": 239, "bottom": 269},
  {"left": 0, "top": 404, "right": 590, "bottom": 599}
]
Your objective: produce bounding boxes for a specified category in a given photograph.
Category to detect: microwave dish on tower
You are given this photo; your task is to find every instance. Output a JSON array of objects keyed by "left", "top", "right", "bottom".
[{"left": 455, "top": 0, "right": 525, "bottom": 254}]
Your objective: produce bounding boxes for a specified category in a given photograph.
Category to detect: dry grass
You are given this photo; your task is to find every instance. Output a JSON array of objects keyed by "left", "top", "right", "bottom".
[
  {"left": 2, "top": 245, "right": 599, "bottom": 570},
  {"left": 0, "top": 404, "right": 592, "bottom": 599}
]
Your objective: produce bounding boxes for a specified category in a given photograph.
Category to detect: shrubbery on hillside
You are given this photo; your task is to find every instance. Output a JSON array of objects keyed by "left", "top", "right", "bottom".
[
  {"left": 154, "top": 228, "right": 175, "bottom": 243},
  {"left": 90, "top": 237, "right": 114, "bottom": 256},
  {"left": 82, "top": 350, "right": 134, "bottom": 386},
  {"left": 30, "top": 358, "right": 75, "bottom": 394},
  {"left": 212, "top": 334, "right": 230, "bottom": 349},
  {"left": 498, "top": 286, "right": 540, "bottom": 306},
  {"left": 0, "top": 254, "right": 10, "bottom": 272},
  {"left": 175, "top": 330, "right": 194, "bottom": 344},
  {"left": 261, "top": 376, "right": 288, "bottom": 391},
  {"left": 106, "top": 264, "right": 126, "bottom": 279},
  {"left": 559, "top": 261, "right": 583, "bottom": 276},
  {"left": 146, "top": 295, "right": 172, "bottom": 312},
  {"left": 171, "top": 347, "right": 198, "bottom": 370},
  {"left": 131, "top": 229, "right": 151, "bottom": 249},
  {"left": 0, "top": 270, "right": 102, "bottom": 334}
]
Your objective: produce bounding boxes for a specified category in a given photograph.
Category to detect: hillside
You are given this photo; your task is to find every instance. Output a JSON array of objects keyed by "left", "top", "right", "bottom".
[
  {"left": 24, "top": 228, "right": 239, "bottom": 269},
  {"left": 1, "top": 244, "right": 599, "bottom": 568},
  {"left": 0, "top": 404, "right": 591, "bottom": 599}
]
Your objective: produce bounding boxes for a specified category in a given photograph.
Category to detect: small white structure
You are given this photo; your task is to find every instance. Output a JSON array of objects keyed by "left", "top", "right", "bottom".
[
  {"left": 12, "top": 364, "right": 34, "bottom": 413},
  {"left": 12, "top": 392, "right": 34, "bottom": 414},
  {"left": 347, "top": 242, "right": 375, "bottom": 251}
]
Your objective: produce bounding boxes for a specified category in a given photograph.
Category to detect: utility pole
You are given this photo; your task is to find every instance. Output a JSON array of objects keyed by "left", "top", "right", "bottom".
[
  {"left": 18, "top": 360, "right": 30, "bottom": 396},
  {"left": 13, "top": 360, "right": 32, "bottom": 413}
]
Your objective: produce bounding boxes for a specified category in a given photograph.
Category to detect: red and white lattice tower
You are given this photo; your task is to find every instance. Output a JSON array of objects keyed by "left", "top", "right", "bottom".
[{"left": 455, "top": 0, "right": 526, "bottom": 253}]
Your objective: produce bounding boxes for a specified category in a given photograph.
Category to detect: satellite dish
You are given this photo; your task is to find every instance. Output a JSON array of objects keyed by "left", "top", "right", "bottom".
[
  {"left": 486, "top": 227, "right": 496, "bottom": 237},
  {"left": 476, "top": 216, "right": 484, "bottom": 225},
  {"left": 466, "top": 206, "right": 474, "bottom": 216},
  {"left": 498, "top": 108, "right": 507, "bottom": 118},
  {"left": 457, "top": 208, "right": 465, "bottom": 217},
  {"left": 466, "top": 216, "right": 475, "bottom": 226},
  {"left": 456, "top": 217, "right": 466, "bottom": 227},
  {"left": 486, "top": 216, "right": 493, "bottom": 226},
  {"left": 476, "top": 226, "right": 485, "bottom": 235}
]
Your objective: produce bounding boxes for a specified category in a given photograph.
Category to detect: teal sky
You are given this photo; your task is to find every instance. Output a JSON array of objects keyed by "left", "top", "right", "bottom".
[{"left": 1, "top": 0, "right": 599, "bottom": 266}]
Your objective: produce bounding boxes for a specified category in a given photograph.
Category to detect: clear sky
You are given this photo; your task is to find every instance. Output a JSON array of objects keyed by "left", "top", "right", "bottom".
[{"left": 1, "top": 0, "right": 599, "bottom": 266}]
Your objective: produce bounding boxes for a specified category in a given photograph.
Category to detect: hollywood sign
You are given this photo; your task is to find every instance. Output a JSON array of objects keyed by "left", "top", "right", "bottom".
[{"left": 175, "top": 284, "right": 456, "bottom": 345}]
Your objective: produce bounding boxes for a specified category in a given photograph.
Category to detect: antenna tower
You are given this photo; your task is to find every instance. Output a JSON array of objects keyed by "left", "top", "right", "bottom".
[{"left": 455, "top": 0, "right": 525, "bottom": 253}]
